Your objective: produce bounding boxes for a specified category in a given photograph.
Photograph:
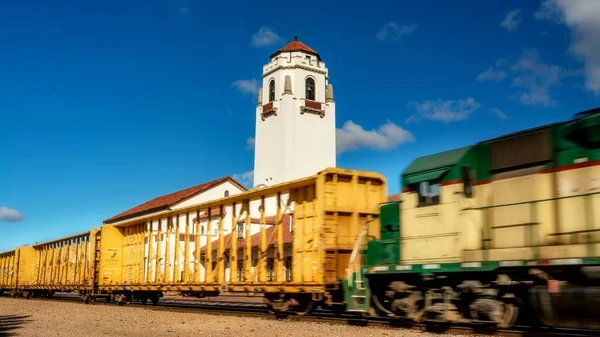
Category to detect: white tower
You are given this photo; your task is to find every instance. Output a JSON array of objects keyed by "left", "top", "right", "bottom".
[{"left": 253, "top": 36, "right": 336, "bottom": 187}]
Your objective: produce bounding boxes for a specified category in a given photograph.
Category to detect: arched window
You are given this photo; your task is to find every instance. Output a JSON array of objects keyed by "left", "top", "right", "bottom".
[
  {"left": 305, "top": 78, "right": 315, "bottom": 101},
  {"left": 269, "top": 80, "right": 275, "bottom": 102},
  {"left": 224, "top": 190, "right": 229, "bottom": 197}
]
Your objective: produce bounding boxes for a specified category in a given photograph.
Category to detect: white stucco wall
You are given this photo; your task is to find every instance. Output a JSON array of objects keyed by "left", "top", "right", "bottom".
[
  {"left": 253, "top": 50, "right": 336, "bottom": 187},
  {"left": 171, "top": 180, "right": 245, "bottom": 210}
]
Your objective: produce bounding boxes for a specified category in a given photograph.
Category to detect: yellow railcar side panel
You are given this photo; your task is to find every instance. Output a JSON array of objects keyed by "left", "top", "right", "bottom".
[
  {"left": 100, "top": 168, "right": 386, "bottom": 293},
  {"left": 32, "top": 232, "right": 93, "bottom": 289},
  {"left": 98, "top": 225, "right": 123, "bottom": 286},
  {"left": 0, "top": 251, "right": 17, "bottom": 289},
  {"left": 15, "top": 247, "right": 36, "bottom": 287}
]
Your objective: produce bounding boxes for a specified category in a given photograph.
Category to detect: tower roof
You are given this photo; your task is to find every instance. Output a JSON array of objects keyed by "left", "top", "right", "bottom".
[{"left": 270, "top": 35, "right": 321, "bottom": 61}]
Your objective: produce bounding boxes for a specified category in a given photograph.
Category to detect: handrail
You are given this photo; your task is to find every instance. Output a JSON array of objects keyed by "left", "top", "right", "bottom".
[{"left": 346, "top": 219, "right": 374, "bottom": 287}]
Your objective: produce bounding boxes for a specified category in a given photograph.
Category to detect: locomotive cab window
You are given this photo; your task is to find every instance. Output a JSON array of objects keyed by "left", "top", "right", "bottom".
[{"left": 418, "top": 180, "right": 440, "bottom": 206}]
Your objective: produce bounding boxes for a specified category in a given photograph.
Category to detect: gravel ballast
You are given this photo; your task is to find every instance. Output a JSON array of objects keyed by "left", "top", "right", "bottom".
[{"left": 0, "top": 297, "right": 479, "bottom": 336}]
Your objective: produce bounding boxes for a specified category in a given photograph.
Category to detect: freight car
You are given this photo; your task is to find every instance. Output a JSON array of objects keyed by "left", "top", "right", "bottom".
[
  {"left": 1, "top": 168, "right": 387, "bottom": 313},
  {"left": 347, "top": 108, "right": 600, "bottom": 330}
]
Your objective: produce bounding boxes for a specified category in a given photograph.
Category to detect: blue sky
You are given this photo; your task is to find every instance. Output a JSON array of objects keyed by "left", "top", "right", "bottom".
[{"left": 1, "top": 0, "right": 599, "bottom": 250}]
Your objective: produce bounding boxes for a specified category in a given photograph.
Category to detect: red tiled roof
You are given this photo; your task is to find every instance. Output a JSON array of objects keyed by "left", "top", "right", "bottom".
[
  {"left": 104, "top": 176, "right": 246, "bottom": 224},
  {"left": 200, "top": 214, "right": 293, "bottom": 253},
  {"left": 388, "top": 194, "right": 402, "bottom": 202},
  {"left": 270, "top": 36, "right": 321, "bottom": 61}
]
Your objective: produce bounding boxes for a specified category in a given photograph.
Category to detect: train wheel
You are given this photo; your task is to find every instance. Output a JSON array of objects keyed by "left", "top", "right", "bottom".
[
  {"left": 497, "top": 302, "right": 518, "bottom": 329},
  {"left": 150, "top": 293, "right": 160, "bottom": 305}
]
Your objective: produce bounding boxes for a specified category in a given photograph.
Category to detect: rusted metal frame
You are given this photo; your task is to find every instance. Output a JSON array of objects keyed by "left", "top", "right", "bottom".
[
  {"left": 230, "top": 202, "right": 238, "bottom": 284},
  {"left": 174, "top": 215, "right": 180, "bottom": 283},
  {"left": 82, "top": 238, "right": 89, "bottom": 287},
  {"left": 164, "top": 218, "right": 171, "bottom": 284},
  {"left": 275, "top": 192, "right": 284, "bottom": 283},
  {"left": 131, "top": 225, "right": 137, "bottom": 284},
  {"left": 65, "top": 239, "right": 72, "bottom": 285},
  {"left": 54, "top": 243, "right": 61, "bottom": 285},
  {"left": 50, "top": 244, "right": 56, "bottom": 285},
  {"left": 146, "top": 221, "right": 154, "bottom": 284},
  {"left": 315, "top": 173, "right": 325, "bottom": 284},
  {"left": 244, "top": 201, "right": 252, "bottom": 282},
  {"left": 37, "top": 246, "right": 43, "bottom": 286},
  {"left": 73, "top": 238, "right": 80, "bottom": 286},
  {"left": 81, "top": 236, "right": 87, "bottom": 285},
  {"left": 293, "top": 187, "right": 306, "bottom": 283},
  {"left": 218, "top": 213, "right": 235, "bottom": 283},
  {"left": 54, "top": 243, "right": 60, "bottom": 285},
  {"left": 259, "top": 196, "right": 267, "bottom": 283},
  {"left": 35, "top": 246, "right": 42, "bottom": 286},
  {"left": 64, "top": 240, "right": 71, "bottom": 285},
  {"left": 194, "top": 210, "right": 200, "bottom": 282},
  {"left": 157, "top": 218, "right": 163, "bottom": 283},
  {"left": 1, "top": 254, "right": 6, "bottom": 286},
  {"left": 217, "top": 205, "right": 225, "bottom": 284},
  {"left": 205, "top": 207, "right": 213, "bottom": 283},
  {"left": 137, "top": 223, "right": 144, "bottom": 284},
  {"left": 184, "top": 212, "right": 191, "bottom": 283},
  {"left": 0, "top": 255, "right": 4, "bottom": 286}
]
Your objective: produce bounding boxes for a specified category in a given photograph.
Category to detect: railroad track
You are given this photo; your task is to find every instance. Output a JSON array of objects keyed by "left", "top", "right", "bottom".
[{"left": 4, "top": 293, "right": 600, "bottom": 337}]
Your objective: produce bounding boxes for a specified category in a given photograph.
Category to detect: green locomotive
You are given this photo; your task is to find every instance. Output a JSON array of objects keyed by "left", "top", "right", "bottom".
[{"left": 345, "top": 108, "right": 600, "bottom": 329}]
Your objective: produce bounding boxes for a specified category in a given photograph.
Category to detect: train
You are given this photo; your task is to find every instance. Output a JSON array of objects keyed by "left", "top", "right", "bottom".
[{"left": 2, "top": 107, "right": 600, "bottom": 330}]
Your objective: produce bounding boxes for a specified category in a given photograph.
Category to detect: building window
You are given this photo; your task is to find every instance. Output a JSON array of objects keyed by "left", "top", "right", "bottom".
[
  {"left": 305, "top": 78, "right": 315, "bottom": 101},
  {"left": 224, "top": 190, "right": 229, "bottom": 197},
  {"left": 237, "top": 224, "right": 244, "bottom": 240},
  {"left": 418, "top": 181, "right": 440, "bottom": 206},
  {"left": 269, "top": 80, "right": 275, "bottom": 102}
]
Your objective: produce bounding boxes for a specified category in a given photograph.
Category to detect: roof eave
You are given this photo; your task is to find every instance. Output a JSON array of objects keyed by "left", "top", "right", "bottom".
[{"left": 269, "top": 49, "right": 322, "bottom": 62}]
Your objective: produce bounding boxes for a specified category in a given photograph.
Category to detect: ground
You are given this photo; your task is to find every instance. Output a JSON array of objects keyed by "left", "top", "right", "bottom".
[{"left": 0, "top": 297, "right": 475, "bottom": 337}]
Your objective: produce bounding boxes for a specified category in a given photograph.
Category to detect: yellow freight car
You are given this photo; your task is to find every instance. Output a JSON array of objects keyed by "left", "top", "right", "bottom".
[
  {"left": 28, "top": 230, "right": 101, "bottom": 301},
  {"left": 0, "top": 250, "right": 18, "bottom": 295},
  {"left": 0, "top": 247, "right": 37, "bottom": 298},
  {"left": 96, "top": 167, "right": 387, "bottom": 313}
]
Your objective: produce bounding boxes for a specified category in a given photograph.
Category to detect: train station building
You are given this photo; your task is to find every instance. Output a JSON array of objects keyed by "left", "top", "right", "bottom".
[{"left": 103, "top": 37, "right": 398, "bottom": 283}]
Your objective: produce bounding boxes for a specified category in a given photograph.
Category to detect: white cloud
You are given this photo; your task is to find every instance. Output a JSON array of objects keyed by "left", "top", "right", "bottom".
[
  {"left": 535, "top": 0, "right": 600, "bottom": 95},
  {"left": 510, "top": 49, "right": 562, "bottom": 107},
  {"left": 478, "top": 49, "right": 578, "bottom": 107},
  {"left": 251, "top": 27, "right": 284, "bottom": 47},
  {"left": 406, "top": 97, "right": 481, "bottom": 122},
  {"left": 232, "top": 79, "right": 260, "bottom": 96},
  {"left": 376, "top": 22, "right": 417, "bottom": 42},
  {"left": 246, "top": 137, "right": 255, "bottom": 150},
  {"left": 232, "top": 170, "right": 254, "bottom": 188},
  {"left": 477, "top": 67, "right": 508, "bottom": 82},
  {"left": 0, "top": 206, "right": 24, "bottom": 222},
  {"left": 489, "top": 108, "right": 508, "bottom": 119},
  {"left": 336, "top": 120, "right": 414, "bottom": 154},
  {"left": 501, "top": 9, "right": 522, "bottom": 32}
]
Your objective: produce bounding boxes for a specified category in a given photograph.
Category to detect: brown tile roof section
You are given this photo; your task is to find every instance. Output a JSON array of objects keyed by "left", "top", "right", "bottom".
[
  {"left": 279, "top": 40, "right": 318, "bottom": 54},
  {"left": 104, "top": 176, "right": 246, "bottom": 224},
  {"left": 201, "top": 214, "right": 293, "bottom": 252},
  {"left": 271, "top": 37, "right": 321, "bottom": 61},
  {"left": 388, "top": 194, "right": 402, "bottom": 202}
]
